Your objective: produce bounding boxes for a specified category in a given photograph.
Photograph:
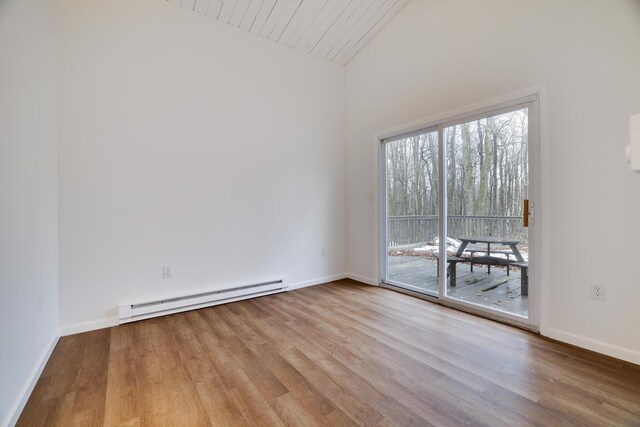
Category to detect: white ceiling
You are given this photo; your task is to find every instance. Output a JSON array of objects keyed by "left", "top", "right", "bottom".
[{"left": 169, "top": 0, "right": 410, "bottom": 65}]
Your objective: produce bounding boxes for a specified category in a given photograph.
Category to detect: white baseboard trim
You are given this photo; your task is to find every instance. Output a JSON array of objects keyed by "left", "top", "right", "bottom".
[
  {"left": 345, "top": 273, "right": 377, "bottom": 286},
  {"left": 61, "top": 275, "right": 350, "bottom": 336},
  {"left": 544, "top": 327, "right": 640, "bottom": 366},
  {"left": 288, "top": 274, "right": 347, "bottom": 291},
  {"left": 60, "top": 317, "right": 118, "bottom": 337},
  {"left": 3, "top": 333, "right": 59, "bottom": 427}
]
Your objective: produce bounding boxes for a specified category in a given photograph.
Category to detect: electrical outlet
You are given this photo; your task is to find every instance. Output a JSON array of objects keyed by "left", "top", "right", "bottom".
[
  {"left": 590, "top": 284, "right": 606, "bottom": 301},
  {"left": 162, "top": 266, "right": 172, "bottom": 279},
  {"left": 321, "top": 248, "right": 327, "bottom": 257}
]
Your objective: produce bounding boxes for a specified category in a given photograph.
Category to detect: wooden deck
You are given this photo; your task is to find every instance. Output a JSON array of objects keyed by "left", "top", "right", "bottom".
[{"left": 388, "top": 255, "right": 528, "bottom": 317}]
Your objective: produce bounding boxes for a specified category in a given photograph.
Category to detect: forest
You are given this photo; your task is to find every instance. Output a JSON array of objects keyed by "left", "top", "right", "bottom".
[
  {"left": 386, "top": 108, "right": 529, "bottom": 218},
  {"left": 385, "top": 108, "right": 529, "bottom": 246}
]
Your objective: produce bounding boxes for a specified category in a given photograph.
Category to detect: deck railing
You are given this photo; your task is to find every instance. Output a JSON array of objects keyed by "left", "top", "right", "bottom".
[{"left": 388, "top": 215, "right": 526, "bottom": 248}]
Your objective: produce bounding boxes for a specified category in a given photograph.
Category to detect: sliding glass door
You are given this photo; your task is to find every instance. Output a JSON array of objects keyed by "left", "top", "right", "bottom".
[
  {"left": 443, "top": 107, "right": 531, "bottom": 318},
  {"left": 383, "top": 129, "right": 439, "bottom": 297},
  {"left": 381, "top": 96, "right": 538, "bottom": 327}
]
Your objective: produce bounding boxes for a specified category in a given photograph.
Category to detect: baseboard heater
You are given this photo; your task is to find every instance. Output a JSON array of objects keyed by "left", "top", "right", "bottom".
[{"left": 118, "top": 278, "right": 288, "bottom": 324}]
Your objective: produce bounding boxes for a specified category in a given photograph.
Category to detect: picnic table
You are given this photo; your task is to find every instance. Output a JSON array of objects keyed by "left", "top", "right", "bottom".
[
  {"left": 455, "top": 236, "right": 525, "bottom": 262},
  {"left": 455, "top": 236, "right": 528, "bottom": 295}
]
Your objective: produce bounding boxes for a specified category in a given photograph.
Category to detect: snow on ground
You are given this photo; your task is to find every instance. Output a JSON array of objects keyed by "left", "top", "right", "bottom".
[
  {"left": 398, "top": 236, "right": 529, "bottom": 260},
  {"left": 413, "top": 245, "right": 438, "bottom": 252},
  {"left": 413, "top": 237, "right": 462, "bottom": 254}
]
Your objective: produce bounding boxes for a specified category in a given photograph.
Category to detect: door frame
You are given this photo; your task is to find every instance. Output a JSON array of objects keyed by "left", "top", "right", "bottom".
[{"left": 375, "top": 86, "right": 546, "bottom": 331}]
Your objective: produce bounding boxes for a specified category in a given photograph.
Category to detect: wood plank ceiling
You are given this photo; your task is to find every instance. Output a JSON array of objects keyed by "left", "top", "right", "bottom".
[{"left": 169, "top": 0, "right": 410, "bottom": 65}]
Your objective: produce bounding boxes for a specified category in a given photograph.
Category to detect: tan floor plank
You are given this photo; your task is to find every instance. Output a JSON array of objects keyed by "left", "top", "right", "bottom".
[
  {"left": 224, "top": 302, "right": 390, "bottom": 425},
  {"left": 104, "top": 348, "right": 140, "bottom": 426},
  {"left": 212, "top": 304, "right": 337, "bottom": 420},
  {"left": 223, "top": 371, "right": 287, "bottom": 427},
  {"left": 305, "top": 284, "right": 567, "bottom": 401},
  {"left": 271, "top": 393, "right": 322, "bottom": 427},
  {"left": 265, "top": 301, "right": 487, "bottom": 425},
  {"left": 243, "top": 299, "right": 435, "bottom": 425},
  {"left": 16, "top": 281, "right": 640, "bottom": 426},
  {"left": 273, "top": 291, "right": 509, "bottom": 426},
  {"left": 300, "top": 286, "right": 551, "bottom": 402},
  {"left": 197, "top": 308, "right": 290, "bottom": 401}
]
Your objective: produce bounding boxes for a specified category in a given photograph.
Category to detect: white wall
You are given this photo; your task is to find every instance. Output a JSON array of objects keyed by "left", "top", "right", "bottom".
[
  {"left": 0, "top": 0, "right": 60, "bottom": 424},
  {"left": 58, "top": 0, "right": 346, "bottom": 331},
  {"left": 346, "top": 0, "right": 640, "bottom": 363}
]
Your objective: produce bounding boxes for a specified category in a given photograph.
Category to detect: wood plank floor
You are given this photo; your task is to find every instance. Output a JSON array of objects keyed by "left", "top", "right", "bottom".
[{"left": 18, "top": 280, "right": 640, "bottom": 426}]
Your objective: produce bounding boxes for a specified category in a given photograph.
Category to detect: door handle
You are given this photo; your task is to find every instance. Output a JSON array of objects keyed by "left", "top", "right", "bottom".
[{"left": 524, "top": 199, "right": 529, "bottom": 227}]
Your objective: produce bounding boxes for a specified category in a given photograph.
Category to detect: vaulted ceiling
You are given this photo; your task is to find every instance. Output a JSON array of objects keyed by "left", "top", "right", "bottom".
[{"left": 169, "top": 0, "right": 410, "bottom": 65}]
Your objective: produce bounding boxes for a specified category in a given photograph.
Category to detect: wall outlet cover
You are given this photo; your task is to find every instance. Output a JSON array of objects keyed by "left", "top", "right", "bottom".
[{"left": 590, "top": 284, "right": 606, "bottom": 301}]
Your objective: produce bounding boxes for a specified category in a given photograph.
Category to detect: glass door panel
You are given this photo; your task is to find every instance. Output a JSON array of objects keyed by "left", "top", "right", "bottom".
[
  {"left": 444, "top": 108, "right": 530, "bottom": 318},
  {"left": 384, "top": 130, "right": 440, "bottom": 296}
]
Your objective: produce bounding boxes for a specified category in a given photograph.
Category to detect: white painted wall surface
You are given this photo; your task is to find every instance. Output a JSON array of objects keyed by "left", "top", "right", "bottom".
[
  {"left": 345, "top": 0, "right": 640, "bottom": 363},
  {"left": 0, "top": 0, "right": 60, "bottom": 424},
  {"left": 58, "top": 0, "right": 346, "bottom": 331}
]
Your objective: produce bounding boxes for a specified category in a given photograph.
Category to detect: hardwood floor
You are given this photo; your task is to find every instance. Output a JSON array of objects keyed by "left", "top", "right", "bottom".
[{"left": 18, "top": 280, "right": 640, "bottom": 426}]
